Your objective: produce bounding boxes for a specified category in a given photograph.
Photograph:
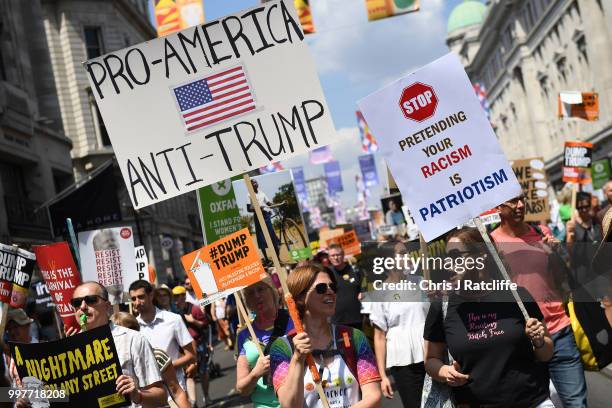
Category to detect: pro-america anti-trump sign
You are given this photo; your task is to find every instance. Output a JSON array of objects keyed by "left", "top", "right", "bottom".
[{"left": 84, "top": 0, "right": 336, "bottom": 209}]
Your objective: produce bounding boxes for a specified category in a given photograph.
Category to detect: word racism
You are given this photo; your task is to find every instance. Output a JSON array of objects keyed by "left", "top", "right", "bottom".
[
  {"left": 86, "top": 1, "right": 302, "bottom": 99},
  {"left": 126, "top": 99, "right": 324, "bottom": 207},
  {"left": 10, "top": 325, "right": 126, "bottom": 408}
]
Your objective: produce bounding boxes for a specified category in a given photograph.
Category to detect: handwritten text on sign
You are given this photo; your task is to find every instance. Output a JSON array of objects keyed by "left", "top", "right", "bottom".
[
  {"left": 85, "top": 0, "right": 336, "bottom": 209},
  {"left": 358, "top": 53, "right": 520, "bottom": 241}
]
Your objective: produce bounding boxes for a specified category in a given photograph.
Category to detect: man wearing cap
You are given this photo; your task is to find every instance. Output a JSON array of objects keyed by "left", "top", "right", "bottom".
[
  {"left": 129, "top": 280, "right": 196, "bottom": 400},
  {"left": 154, "top": 284, "right": 174, "bottom": 311},
  {"left": 68, "top": 281, "right": 166, "bottom": 407},
  {"left": 4, "top": 309, "right": 36, "bottom": 388}
]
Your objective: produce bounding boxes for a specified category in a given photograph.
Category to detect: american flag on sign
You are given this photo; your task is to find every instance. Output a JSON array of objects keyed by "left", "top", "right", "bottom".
[{"left": 173, "top": 65, "right": 256, "bottom": 132}]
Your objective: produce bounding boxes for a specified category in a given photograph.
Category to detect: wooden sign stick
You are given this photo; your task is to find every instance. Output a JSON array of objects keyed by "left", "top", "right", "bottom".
[
  {"left": 243, "top": 174, "right": 330, "bottom": 408},
  {"left": 235, "top": 292, "right": 264, "bottom": 358},
  {"left": 473, "top": 217, "right": 529, "bottom": 320}
]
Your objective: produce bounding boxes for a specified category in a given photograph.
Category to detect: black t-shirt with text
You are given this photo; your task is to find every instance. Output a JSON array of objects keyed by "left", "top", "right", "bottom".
[
  {"left": 423, "top": 287, "right": 549, "bottom": 407},
  {"left": 330, "top": 263, "right": 363, "bottom": 325}
]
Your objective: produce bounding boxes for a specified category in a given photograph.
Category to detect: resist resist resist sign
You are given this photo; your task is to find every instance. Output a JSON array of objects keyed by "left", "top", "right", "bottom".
[
  {"left": 358, "top": 53, "right": 520, "bottom": 241},
  {"left": 84, "top": 0, "right": 335, "bottom": 209}
]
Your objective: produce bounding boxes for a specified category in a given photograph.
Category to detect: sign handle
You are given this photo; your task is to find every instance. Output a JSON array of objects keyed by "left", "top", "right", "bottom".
[
  {"left": 235, "top": 292, "right": 264, "bottom": 358},
  {"left": 0, "top": 302, "right": 9, "bottom": 341},
  {"left": 570, "top": 182, "right": 578, "bottom": 214},
  {"left": 419, "top": 233, "right": 430, "bottom": 281},
  {"left": 472, "top": 217, "right": 529, "bottom": 320},
  {"left": 286, "top": 295, "right": 330, "bottom": 408},
  {"left": 244, "top": 174, "right": 329, "bottom": 408},
  {"left": 53, "top": 309, "right": 64, "bottom": 339},
  {"left": 66, "top": 218, "right": 81, "bottom": 272}
]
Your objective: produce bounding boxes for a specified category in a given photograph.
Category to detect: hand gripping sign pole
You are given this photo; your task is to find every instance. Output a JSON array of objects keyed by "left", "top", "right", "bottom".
[
  {"left": 243, "top": 174, "right": 330, "bottom": 408},
  {"left": 473, "top": 217, "right": 529, "bottom": 320}
]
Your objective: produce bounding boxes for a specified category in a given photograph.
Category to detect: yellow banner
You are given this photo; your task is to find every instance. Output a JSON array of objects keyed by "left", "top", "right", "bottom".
[
  {"left": 295, "top": 0, "right": 315, "bottom": 34},
  {"left": 154, "top": 0, "right": 205, "bottom": 37},
  {"left": 366, "top": 0, "right": 420, "bottom": 22}
]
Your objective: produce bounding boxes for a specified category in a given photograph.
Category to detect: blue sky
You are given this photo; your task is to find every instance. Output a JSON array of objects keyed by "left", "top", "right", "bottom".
[{"left": 149, "top": 0, "right": 467, "bottom": 210}]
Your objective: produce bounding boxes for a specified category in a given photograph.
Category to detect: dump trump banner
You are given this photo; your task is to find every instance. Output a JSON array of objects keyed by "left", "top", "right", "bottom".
[
  {"left": 33, "top": 242, "right": 81, "bottom": 332},
  {"left": 78, "top": 227, "right": 137, "bottom": 305},
  {"left": 181, "top": 228, "right": 266, "bottom": 306},
  {"left": 84, "top": 0, "right": 336, "bottom": 209},
  {"left": 365, "top": 0, "right": 420, "bottom": 22},
  {"left": 0, "top": 244, "right": 17, "bottom": 303},
  {"left": 563, "top": 141, "right": 592, "bottom": 184},
  {"left": 134, "top": 246, "right": 149, "bottom": 281},
  {"left": 511, "top": 158, "right": 550, "bottom": 222},
  {"left": 10, "top": 324, "right": 127, "bottom": 408},
  {"left": 9, "top": 248, "right": 36, "bottom": 309},
  {"left": 358, "top": 53, "right": 521, "bottom": 241}
]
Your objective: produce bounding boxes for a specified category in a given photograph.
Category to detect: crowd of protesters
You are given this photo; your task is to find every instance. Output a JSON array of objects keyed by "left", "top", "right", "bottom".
[{"left": 1, "top": 189, "right": 611, "bottom": 408}]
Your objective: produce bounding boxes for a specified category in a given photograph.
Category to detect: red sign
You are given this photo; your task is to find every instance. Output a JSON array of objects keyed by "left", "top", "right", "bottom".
[
  {"left": 33, "top": 242, "right": 81, "bottom": 331},
  {"left": 399, "top": 82, "right": 438, "bottom": 122}
]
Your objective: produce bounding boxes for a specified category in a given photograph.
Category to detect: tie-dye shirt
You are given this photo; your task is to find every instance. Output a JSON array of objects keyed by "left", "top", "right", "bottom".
[{"left": 269, "top": 325, "right": 380, "bottom": 408}]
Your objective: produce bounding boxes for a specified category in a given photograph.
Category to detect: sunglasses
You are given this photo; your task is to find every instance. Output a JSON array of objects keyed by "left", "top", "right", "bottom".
[
  {"left": 70, "top": 295, "right": 106, "bottom": 309},
  {"left": 313, "top": 282, "right": 337, "bottom": 295}
]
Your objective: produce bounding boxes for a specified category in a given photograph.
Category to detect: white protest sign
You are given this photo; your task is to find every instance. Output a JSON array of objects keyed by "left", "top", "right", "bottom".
[
  {"left": 358, "top": 53, "right": 520, "bottom": 241},
  {"left": 134, "top": 245, "right": 149, "bottom": 281},
  {"left": 84, "top": 0, "right": 336, "bottom": 209},
  {"left": 78, "top": 226, "right": 137, "bottom": 304}
]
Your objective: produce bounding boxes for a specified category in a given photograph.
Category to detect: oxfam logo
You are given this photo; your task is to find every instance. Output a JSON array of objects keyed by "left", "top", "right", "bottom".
[
  {"left": 212, "top": 180, "right": 231, "bottom": 196},
  {"left": 594, "top": 162, "right": 605, "bottom": 172}
]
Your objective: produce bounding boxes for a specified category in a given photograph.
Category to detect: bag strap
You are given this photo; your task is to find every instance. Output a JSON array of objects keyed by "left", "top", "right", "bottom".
[
  {"left": 336, "top": 325, "right": 359, "bottom": 381},
  {"left": 441, "top": 296, "right": 453, "bottom": 364},
  {"left": 263, "top": 308, "right": 290, "bottom": 355}
]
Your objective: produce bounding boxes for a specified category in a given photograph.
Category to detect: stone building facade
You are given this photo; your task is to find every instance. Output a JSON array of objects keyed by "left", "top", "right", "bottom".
[
  {"left": 0, "top": 0, "right": 74, "bottom": 245},
  {"left": 37, "top": 0, "right": 203, "bottom": 282},
  {"left": 447, "top": 0, "right": 612, "bottom": 185}
]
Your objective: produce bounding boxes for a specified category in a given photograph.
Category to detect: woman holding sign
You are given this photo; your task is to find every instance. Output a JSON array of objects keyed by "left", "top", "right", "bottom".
[
  {"left": 235, "top": 277, "right": 293, "bottom": 408},
  {"left": 269, "top": 263, "right": 382, "bottom": 408},
  {"left": 423, "top": 228, "right": 554, "bottom": 407}
]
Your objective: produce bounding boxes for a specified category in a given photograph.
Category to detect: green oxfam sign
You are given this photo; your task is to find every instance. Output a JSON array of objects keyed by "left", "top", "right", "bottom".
[
  {"left": 198, "top": 178, "right": 242, "bottom": 244},
  {"left": 290, "top": 247, "right": 312, "bottom": 261},
  {"left": 592, "top": 159, "right": 611, "bottom": 190}
]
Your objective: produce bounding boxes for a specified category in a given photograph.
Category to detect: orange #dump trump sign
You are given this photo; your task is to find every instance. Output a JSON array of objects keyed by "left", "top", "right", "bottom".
[
  {"left": 330, "top": 230, "right": 361, "bottom": 256},
  {"left": 181, "top": 228, "right": 266, "bottom": 306}
]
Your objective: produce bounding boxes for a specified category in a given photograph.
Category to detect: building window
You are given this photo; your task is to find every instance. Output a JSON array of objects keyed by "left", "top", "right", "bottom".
[
  {"left": 576, "top": 34, "right": 588, "bottom": 64},
  {"left": 88, "top": 90, "right": 111, "bottom": 147},
  {"left": 84, "top": 26, "right": 104, "bottom": 59}
]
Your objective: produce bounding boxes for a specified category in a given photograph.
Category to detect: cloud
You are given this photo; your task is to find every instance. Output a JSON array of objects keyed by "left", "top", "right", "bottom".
[{"left": 307, "top": 0, "right": 447, "bottom": 86}]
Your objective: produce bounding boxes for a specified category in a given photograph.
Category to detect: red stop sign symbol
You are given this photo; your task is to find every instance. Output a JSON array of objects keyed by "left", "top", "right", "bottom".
[{"left": 399, "top": 82, "right": 438, "bottom": 122}]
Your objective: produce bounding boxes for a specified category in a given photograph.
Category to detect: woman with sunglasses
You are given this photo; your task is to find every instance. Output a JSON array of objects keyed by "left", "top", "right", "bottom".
[
  {"left": 270, "top": 263, "right": 382, "bottom": 408},
  {"left": 235, "top": 277, "right": 293, "bottom": 408},
  {"left": 423, "top": 228, "right": 554, "bottom": 408}
]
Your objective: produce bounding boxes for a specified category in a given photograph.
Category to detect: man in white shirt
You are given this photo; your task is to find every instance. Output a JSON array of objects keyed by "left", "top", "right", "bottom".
[
  {"left": 247, "top": 179, "right": 281, "bottom": 263},
  {"left": 68, "top": 281, "right": 166, "bottom": 407},
  {"left": 129, "top": 280, "right": 196, "bottom": 394}
]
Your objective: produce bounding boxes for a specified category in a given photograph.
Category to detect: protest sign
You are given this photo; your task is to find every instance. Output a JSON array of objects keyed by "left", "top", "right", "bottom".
[
  {"left": 511, "top": 157, "right": 550, "bottom": 222},
  {"left": 181, "top": 228, "right": 266, "bottom": 306},
  {"left": 10, "top": 324, "right": 127, "bottom": 408},
  {"left": 78, "top": 227, "right": 137, "bottom": 305},
  {"left": 10, "top": 248, "right": 36, "bottom": 309},
  {"left": 32, "top": 281, "right": 55, "bottom": 312},
  {"left": 84, "top": 0, "right": 336, "bottom": 210},
  {"left": 592, "top": 159, "right": 611, "bottom": 190},
  {"left": 154, "top": 0, "right": 205, "bottom": 37},
  {"left": 365, "top": 0, "right": 420, "bottom": 21},
  {"left": 290, "top": 247, "right": 312, "bottom": 261},
  {"left": 558, "top": 91, "right": 599, "bottom": 121},
  {"left": 358, "top": 52, "right": 521, "bottom": 241},
  {"left": 324, "top": 161, "right": 343, "bottom": 195},
  {"left": 292, "top": 167, "right": 309, "bottom": 209},
  {"left": 34, "top": 242, "right": 81, "bottom": 332},
  {"left": 329, "top": 230, "right": 361, "bottom": 256},
  {"left": 198, "top": 178, "right": 242, "bottom": 244},
  {"left": 563, "top": 141, "right": 592, "bottom": 184},
  {"left": 359, "top": 154, "right": 379, "bottom": 187},
  {"left": 134, "top": 246, "right": 149, "bottom": 281},
  {"left": 318, "top": 228, "right": 344, "bottom": 249},
  {"left": 0, "top": 244, "right": 17, "bottom": 303}
]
